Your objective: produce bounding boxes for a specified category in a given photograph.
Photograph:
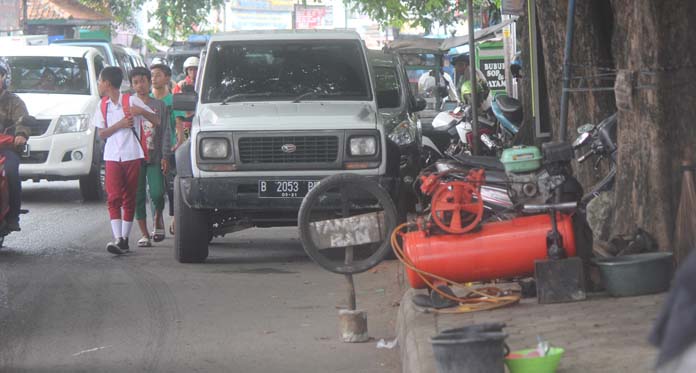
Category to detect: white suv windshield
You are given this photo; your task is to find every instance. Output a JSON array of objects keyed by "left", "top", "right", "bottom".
[
  {"left": 201, "top": 40, "right": 372, "bottom": 103},
  {"left": 6, "top": 56, "right": 90, "bottom": 95}
]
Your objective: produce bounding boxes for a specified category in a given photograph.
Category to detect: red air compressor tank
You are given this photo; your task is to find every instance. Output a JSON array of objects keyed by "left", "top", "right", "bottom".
[{"left": 402, "top": 214, "right": 577, "bottom": 289}]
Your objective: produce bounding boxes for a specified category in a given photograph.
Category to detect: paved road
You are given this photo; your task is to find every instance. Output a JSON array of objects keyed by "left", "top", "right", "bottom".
[{"left": 0, "top": 181, "right": 402, "bottom": 372}]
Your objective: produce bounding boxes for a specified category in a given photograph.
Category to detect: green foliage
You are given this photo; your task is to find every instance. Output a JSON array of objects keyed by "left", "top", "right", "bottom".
[
  {"left": 79, "top": 0, "right": 223, "bottom": 44},
  {"left": 77, "top": 0, "right": 145, "bottom": 27},
  {"left": 149, "top": 0, "right": 225, "bottom": 43},
  {"left": 344, "top": 0, "right": 492, "bottom": 33}
]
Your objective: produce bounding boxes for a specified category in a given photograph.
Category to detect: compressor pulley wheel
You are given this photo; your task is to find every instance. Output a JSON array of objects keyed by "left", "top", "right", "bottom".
[
  {"left": 298, "top": 173, "right": 398, "bottom": 274},
  {"left": 430, "top": 181, "right": 484, "bottom": 234}
]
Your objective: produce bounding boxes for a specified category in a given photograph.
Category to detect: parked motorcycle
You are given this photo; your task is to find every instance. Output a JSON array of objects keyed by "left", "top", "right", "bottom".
[
  {"left": 490, "top": 94, "right": 523, "bottom": 146},
  {"left": 424, "top": 141, "right": 582, "bottom": 220},
  {"left": 572, "top": 113, "right": 617, "bottom": 208},
  {"left": 417, "top": 112, "right": 617, "bottom": 222},
  {"left": 428, "top": 104, "right": 501, "bottom": 158}
]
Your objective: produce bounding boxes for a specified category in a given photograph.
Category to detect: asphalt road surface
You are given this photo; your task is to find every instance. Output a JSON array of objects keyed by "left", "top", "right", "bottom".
[{"left": 0, "top": 181, "right": 402, "bottom": 372}]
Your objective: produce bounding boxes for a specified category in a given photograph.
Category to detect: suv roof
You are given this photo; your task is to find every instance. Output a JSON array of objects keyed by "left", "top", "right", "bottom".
[
  {"left": 209, "top": 30, "right": 363, "bottom": 43},
  {"left": 52, "top": 39, "right": 110, "bottom": 45},
  {"left": 3, "top": 45, "right": 96, "bottom": 58}
]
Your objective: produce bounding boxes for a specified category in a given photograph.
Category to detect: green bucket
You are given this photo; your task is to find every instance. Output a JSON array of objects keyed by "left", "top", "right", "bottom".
[{"left": 504, "top": 347, "right": 564, "bottom": 373}]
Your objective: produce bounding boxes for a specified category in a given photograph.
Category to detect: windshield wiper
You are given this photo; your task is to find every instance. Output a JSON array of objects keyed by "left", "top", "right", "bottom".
[
  {"left": 292, "top": 91, "right": 362, "bottom": 103},
  {"left": 220, "top": 92, "right": 273, "bottom": 105},
  {"left": 292, "top": 91, "right": 320, "bottom": 103}
]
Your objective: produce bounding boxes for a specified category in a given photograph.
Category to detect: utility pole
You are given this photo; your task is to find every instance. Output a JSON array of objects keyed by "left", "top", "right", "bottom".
[
  {"left": 22, "top": 0, "right": 28, "bottom": 34},
  {"left": 467, "top": 0, "right": 479, "bottom": 156}
]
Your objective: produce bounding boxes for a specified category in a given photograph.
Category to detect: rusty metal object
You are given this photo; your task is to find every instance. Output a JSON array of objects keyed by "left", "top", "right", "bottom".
[{"left": 338, "top": 309, "right": 369, "bottom": 343}]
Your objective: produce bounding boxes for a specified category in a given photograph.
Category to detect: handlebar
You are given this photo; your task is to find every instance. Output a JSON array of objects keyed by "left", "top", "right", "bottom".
[
  {"left": 577, "top": 149, "right": 595, "bottom": 163},
  {"left": 522, "top": 202, "right": 578, "bottom": 213}
]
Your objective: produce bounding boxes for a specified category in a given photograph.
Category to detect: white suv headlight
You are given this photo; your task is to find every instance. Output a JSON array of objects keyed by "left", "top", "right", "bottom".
[
  {"left": 54, "top": 115, "right": 89, "bottom": 134},
  {"left": 349, "top": 136, "right": 377, "bottom": 156},
  {"left": 200, "top": 138, "right": 230, "bottom": 159}
]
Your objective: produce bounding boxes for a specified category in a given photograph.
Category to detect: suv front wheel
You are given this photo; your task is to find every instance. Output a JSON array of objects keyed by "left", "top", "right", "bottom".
[{"left": 174, "top": 176, "right": 210, "bottom": 263}]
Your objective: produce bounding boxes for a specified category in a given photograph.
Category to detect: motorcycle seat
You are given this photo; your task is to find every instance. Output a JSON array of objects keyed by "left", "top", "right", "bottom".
[
  {"left": 495, "top": 95, "right": 523, "bottom": 124},
  {"left": 451, "top": 154, "right": 506, "bottom": 172}
]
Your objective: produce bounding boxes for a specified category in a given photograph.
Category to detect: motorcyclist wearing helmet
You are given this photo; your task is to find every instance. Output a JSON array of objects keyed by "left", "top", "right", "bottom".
[
  {"left": 451, "top": 53, "right": 490, "bottom": 108},
  {"left": 172, "top": 56, "right": 199, "bottom": 94},
  {"left": 0, "top": 58, "right": 30, "bottom": 232}
]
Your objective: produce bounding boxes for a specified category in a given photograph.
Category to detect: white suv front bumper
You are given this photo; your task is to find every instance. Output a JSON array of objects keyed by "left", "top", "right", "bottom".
[{"left": 19, "top": 128, "right": 96, "bottom": 181}]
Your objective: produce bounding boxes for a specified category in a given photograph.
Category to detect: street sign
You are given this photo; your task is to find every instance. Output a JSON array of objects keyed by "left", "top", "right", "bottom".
[{"left": 0, "top": 0, "right": 21, "bottom": 32}]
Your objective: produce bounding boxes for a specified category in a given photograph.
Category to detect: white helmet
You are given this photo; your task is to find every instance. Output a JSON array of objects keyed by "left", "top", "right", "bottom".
[{"left": 183, "top": 56, "right": 199, "bottom": 69}]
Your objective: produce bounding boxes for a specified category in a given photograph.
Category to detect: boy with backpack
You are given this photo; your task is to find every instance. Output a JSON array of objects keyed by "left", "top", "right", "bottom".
[
  {"left": 93, "top": 67, "right": 160, "bottom": 255},
  {"left": 129, "top": 67, "right": 171, "bottom": 247}
]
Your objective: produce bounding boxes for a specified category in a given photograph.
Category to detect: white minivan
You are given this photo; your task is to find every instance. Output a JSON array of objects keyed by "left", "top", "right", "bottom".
[{"left": 3, "top": 46, "right": 106, "bottom": 200}]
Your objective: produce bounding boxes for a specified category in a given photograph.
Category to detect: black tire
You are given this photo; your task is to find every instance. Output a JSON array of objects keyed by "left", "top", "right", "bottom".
[
  {"left": 174, "top": 176, "right": 210, "bottom": 263},
  {"left": 298, "top": 173, "right": 398, "bottom": 274},
  {"left": 80, "top": 144, "right": 104, "bottom": 201}
]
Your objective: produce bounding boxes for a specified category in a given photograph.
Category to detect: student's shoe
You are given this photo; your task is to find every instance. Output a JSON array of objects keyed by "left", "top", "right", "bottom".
[
  {"left": 138, "top": 236, "right": 152, "bottom": 247},
  {"left": 107, "top": 240, "right": 125, "bottom": 255},
  {"left": 152, "top": 228, "right": 165, "bottom": 242},
  {"left": 118, "top": 238, "right": 130, "bottom": 253}
]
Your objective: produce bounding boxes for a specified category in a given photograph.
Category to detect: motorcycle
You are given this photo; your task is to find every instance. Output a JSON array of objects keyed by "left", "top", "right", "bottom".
[
  {"left": 0, "top": 116, "right": 33, "bottom": 247},
  {"left": 572, "top": 113, "right": 617, "bottom": 208},
  {"left": 429, "top": 104, "right": 502, "bottom": 158},
  {"left": 490, "top": 94, "right": 523, "bottom": 147},
  {"left": 417, "top": 112, "right": 618, "bottom": 222}
]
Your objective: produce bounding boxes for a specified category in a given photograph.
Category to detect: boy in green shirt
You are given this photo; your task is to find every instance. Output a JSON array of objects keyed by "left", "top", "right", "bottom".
[{"left": 150, "top": 63, "right": 178, "bottom": 236}]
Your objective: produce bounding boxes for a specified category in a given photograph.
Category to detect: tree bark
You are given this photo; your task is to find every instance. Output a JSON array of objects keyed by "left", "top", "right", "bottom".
[
  {"left": 609, "top": 0, "right": 696, "bottom": 250},
  {"left": 531, "top": 0, "right": 696, "bottom": 250}
]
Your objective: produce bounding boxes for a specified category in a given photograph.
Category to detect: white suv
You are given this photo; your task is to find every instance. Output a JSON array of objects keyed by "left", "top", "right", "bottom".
[
  {"left": 172, "top": 30, "right": 409, "bottom": 263},
  {"left": 3, "top": 46, "right": 106, "bottom": 200}
]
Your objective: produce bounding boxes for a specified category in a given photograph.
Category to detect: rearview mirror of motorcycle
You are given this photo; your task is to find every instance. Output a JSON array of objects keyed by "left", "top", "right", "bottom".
[
  {"left": 572, "top": 132, "right": 592, "bottom": 149},
  {"left": 577, "top": 123, "right": 596, "bottom": 134}
]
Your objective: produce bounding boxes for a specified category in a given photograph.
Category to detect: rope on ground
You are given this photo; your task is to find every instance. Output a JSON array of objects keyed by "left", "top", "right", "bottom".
[{"left": 391, "top": 223, "right": 521, "bottom": 314}]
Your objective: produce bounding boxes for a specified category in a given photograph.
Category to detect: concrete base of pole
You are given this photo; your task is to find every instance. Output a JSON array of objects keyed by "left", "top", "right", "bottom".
[{"left": 338, "top": 309, "right": 369, "bottom": 343}]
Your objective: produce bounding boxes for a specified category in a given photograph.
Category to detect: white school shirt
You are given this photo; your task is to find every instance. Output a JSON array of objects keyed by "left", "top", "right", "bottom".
[{"left": 92, "top": 94, "right": 155, "bottom": 162}]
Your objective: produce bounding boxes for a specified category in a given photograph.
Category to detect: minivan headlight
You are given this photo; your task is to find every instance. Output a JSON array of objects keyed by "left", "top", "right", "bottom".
[
  {"left": 349, "top": 136, "right": 377, "bottom": 156},
  {"left": 200, "top": 138, "right": 230, "bottom": 159},
  {"left": 388, "top": 121, "right": 415, "bottom": 146},
  {"left": 54, "top": 115, "right": 89, "bottom": 134}
]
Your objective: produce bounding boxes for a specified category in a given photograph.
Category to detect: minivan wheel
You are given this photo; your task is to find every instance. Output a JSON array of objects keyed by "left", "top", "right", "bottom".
[{"left": 174, "top": 176, "right": 210, "bottom": 263}]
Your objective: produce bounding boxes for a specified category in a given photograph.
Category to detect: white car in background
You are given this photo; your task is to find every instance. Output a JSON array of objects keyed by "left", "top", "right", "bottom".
[{"left": 2, "top": 46, "right": 107, "bottom": 200}]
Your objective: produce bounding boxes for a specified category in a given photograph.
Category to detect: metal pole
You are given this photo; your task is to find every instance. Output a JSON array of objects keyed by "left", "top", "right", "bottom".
[
  {"left": 559, "top": 0, "right": 577, "bottom": 142},
  {"left": 341, "top": 189, "right": 356, "bottom": 311},
  {"left": 467, "top": 0, "right": 479, "bottom": 155},
  {"left": 22, "top": 0, "right": 28, "bottom": 34}
]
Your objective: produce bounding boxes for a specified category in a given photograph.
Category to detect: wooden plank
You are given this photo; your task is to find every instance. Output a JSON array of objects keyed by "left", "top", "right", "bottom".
[{"left": 309, "top": 211, "right": 386, "bottom": 249}]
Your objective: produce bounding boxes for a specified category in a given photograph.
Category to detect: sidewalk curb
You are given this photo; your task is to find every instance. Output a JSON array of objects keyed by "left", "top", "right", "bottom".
[{"left": 396, "top": 288, "right": 437, "bottom": 373}]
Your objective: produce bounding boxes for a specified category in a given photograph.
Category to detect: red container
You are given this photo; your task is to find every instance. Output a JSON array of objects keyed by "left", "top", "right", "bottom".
[{"left": 402, "top": 214, "right": 576, "bottom": 289}]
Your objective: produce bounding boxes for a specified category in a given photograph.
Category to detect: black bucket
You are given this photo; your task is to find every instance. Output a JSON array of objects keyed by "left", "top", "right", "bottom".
[{"left": 431, "top": 331, "right": 508, "bottom": 373}]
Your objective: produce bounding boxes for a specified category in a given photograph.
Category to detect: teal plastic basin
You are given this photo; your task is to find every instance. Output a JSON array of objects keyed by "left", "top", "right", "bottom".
[{"left": 593, "top": 252, "right": 673, "bottom": 297}]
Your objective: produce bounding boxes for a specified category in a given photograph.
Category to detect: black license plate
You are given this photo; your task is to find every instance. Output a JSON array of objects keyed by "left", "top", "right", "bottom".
[
  {"left": 20, "top": 144, "right": 30, "bottom": 158},
  {"left": 258, "top": 180, "right": 319, "bottom": 198}
]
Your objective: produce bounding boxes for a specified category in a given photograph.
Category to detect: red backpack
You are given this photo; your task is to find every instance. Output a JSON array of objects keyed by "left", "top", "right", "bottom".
[{"left": 100, "top": 94, "right": 150, "bottom": 162}]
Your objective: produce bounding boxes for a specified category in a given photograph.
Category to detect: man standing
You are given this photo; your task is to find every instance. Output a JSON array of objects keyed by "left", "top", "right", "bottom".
[
  {"left": 0, "top": 58, "right": 29, "bottom": 232},
  {"left": 129, "top": 67, "right": 171, "bottom": 247},
  {"left": 150, "top": 63, "right": 178, "bottom": 236},
  {"left": 93, "top": 67, "right": 159, "bottom": 255},
  {"left": 451, "top": 54, "right": 489, "bottom": 107}
]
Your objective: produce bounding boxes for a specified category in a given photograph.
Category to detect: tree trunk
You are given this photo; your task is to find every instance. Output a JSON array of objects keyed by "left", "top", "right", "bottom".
[
  {"left": 531, "top": 0, "right": 696, "bottom": 250},
  {"left": 535, "top": 0, "right": 616, "bottom": 186},
  {"left": 609, "top": 0, "right": 696, "bottom": 250}
]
